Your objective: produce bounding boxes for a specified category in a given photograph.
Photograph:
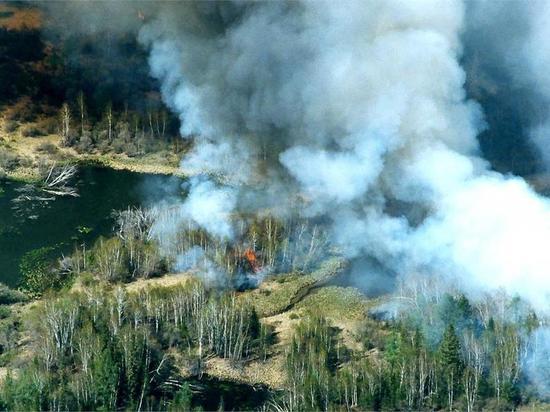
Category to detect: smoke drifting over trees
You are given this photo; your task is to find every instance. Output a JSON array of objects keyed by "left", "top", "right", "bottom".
[{"left": 40, "top": 2, "right": 550, "bottom": 313}]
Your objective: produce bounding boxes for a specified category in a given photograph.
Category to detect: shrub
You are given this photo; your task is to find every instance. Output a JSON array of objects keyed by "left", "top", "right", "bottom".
[
  {"left": 112, "top": 137, "right": 136, "bottom": 155},
  {"left": 20, "top": 125, "right": 45, "bottom": 137},
  {"left": 36, "top": 142, "right": 58, "bottom": 154},
  {"left": 0, "top": 283, "right": 28, "bottom": 305},
  {"left": 96, "top": 139, "right": 111, "bottom": 154},
  {"left": 35, "top": 117, "right": 58, "bottom": 135},
  {"left": 3, "top": 97, "right": 35, "bottom": 122},
  {"left": 75, "top": 133, "right": 94, "bottom": 153},
  {"left": 0, "top": 149, "right": 19, "bottom": 171},
  {"left": 19, "top": 246, "right": 68, "bottom": 298},
  {"left": 2, "top": 121, "right": 17, "bottom": 134},
  {"left": 0, "top": 306, "right": 11, "bottom": 320},
  {"left": 111, "top": 138, "right": 125, "bottom": 154}
]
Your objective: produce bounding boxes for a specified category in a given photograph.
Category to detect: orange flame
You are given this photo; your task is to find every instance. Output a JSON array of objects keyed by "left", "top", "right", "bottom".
[{"left": 243, "top": 248, "right": 261, "bottom": 273}]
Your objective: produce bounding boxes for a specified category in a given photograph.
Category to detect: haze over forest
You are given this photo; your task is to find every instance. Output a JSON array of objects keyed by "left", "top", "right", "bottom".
[{"left": 0, "top": 1, "right": 549, "bottom": 411}]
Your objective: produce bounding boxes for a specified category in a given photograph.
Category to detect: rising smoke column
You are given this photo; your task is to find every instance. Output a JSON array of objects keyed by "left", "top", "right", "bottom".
[{"left": 134, "top": 0, "right": 550, "bottom": 313}]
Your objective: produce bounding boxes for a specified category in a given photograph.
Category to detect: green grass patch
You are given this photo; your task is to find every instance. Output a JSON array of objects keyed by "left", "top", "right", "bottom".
[{"left": 296, "top": 286, "right": 369, "bottom": 321}]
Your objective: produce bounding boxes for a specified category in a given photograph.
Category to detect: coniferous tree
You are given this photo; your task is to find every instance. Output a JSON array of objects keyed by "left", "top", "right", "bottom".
[{"left": 439, "top": 324, "right": 463, "bottom": 410}]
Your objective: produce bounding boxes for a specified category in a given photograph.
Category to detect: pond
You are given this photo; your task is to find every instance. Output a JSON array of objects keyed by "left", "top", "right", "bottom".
[{"left": 0, "top": 166, "right": 183, "bottom": 286}]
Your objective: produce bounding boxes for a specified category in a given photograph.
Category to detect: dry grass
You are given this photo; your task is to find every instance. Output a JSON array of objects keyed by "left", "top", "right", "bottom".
[
  {"left": 0, "top": 4, "right": 42, "bottom": 31},
  {"left": 84, "top": 152, "right": 182, "bottom": 176},
  {"left": 295, "top": 286, "right": 374, "bottom": 351},
  {"left": 205, "top": 356, "right": 286, "bottom": 389},
  {"left": 124, "top": 272, "right": 194, "bottom": 293},
  {"left": 0, "top": 114, "right": 182, "bottom": 180},
  {"left": 517, "top": 403, "right": 550, "bottom": 412},
  {"left": 246, "top": 257, "right": 347, "bottom": 317},
  {"left": 247, "top": 273, "right": 316, "bottom": 317},
  {"left": 295, "top": 286, "right": 370, "bottom": 321}
]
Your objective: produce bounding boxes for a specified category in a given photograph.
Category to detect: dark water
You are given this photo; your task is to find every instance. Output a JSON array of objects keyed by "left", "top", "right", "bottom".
[{"left": 0, "top": 167, "right": 183, "bottom": 286}]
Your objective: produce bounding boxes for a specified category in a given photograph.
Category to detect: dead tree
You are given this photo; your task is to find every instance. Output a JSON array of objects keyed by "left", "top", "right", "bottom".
[
  {"left": 60, "top": 103, "right": 71, "bottom": 146},
  {"left": 41, "top": 164, "right": 79, "bottom": 197}
]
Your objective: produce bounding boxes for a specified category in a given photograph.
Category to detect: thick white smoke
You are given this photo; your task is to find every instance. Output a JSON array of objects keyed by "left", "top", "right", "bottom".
[{"left": 134, "top": 1, "right": 550, "bottom": 315}]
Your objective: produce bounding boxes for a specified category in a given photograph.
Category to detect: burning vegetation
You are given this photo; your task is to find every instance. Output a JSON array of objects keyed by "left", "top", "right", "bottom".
[
  {"left": 149, "top": 206, "right": 331, "bottom": 288},
  {"left": 2, "top": 1, "right": 550, "bottom": 410},
  {"left": 242, "top": 248, "right": 261, "bottom": 274}
]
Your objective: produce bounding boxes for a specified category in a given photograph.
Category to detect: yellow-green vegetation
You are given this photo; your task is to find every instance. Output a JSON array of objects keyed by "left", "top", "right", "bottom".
[
  {"left": 247, "top": 257, "right": 347, "bottom": 317},
  {"left": 81, "top": 152, "right": 183, "bottom": 176},
  {"left": 0, "top": 258, "right": 548, "bottom": 411},
  {"left": 248, "top": 273, "right": 316, "bottom": 317},
  {"left": 0, "top": 124, "right": 182, "bottom": 182},
  {"left": 295, "top": 286, "right": 370, "bottom": 320}
]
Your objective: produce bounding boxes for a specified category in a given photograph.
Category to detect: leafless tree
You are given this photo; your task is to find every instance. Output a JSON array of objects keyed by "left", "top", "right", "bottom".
[
  {"left": 60, "top": 103, "right": 71, "bottom": 146},
  {"left": 40, "top": 163, "right": 79, "bottom": 197},
  {"left": 77, "top": 91, "right": 86, "bottom": 136},
  {"left": 106, "top": 103, "right": 113, "bottom": 142}
]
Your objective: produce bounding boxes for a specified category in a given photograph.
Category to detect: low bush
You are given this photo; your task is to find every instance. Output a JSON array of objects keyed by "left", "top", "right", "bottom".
[
  {"left": 0, "top": 306, "right": 11, "bottom": 320},
  {"left": 74, "top": 134, "right": 94, "bottom": 153},
  {"left": 35, "top": 117, "right": 58, "bottom": 135},
  {"left": 3, "top": 97, "right": 35, "bottom": 122},
  {"left": 36, "top": 142, "right": 58, "bottom": 154},
  {"left": 20, "top": 125, "right": 45, "bottom": 138},
  {"left": 19, "top": 247, "right": 70, "bottom": 298},
  {"left": 2, "top": 121, "right": 17, "bottom": 134},
  {"left": 0, "top": 284, "right": 28, "bottom": 305},
  {"left": 0, "top": 149, "right": 19, "bottom": 171}
]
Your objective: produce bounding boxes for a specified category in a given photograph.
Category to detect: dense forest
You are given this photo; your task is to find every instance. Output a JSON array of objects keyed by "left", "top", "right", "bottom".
[{"left": 0, "top": 205, "right": 544, "bottom": 411}]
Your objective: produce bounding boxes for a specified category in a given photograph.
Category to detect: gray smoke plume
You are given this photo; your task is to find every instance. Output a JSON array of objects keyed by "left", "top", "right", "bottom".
[
  {"left": 36, "top": 0, "right": 550, "bottom": 395},
  {"left": 132, "top": 0, "right": 550, "bottom": 315},
  {"left": 38, "top": 0, "right": 550, "bottom": 313}
]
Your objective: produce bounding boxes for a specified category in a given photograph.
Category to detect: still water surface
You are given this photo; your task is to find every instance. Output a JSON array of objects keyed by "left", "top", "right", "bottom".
[{"left": 0, "top": 167, "right": 182, "bottom": 286}]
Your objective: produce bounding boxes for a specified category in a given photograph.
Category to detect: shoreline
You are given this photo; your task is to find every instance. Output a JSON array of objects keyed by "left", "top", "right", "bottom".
[
  {"left": 0, "top": 131, "right": 185, "bottom": 182},
  {"left": 76, "top": 154, "right": 185, "bottom": 177},
  {"left": 2, "top": 155, "right": 185, "bottom": 183}
]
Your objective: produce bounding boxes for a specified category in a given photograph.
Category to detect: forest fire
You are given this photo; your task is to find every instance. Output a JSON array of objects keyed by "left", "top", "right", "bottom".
[
  {"left": 0, "top": 1, "right": 549, "bottom": 410},
  {"left": 242, "top": 248, "right": 261, "bottom": 273}
]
